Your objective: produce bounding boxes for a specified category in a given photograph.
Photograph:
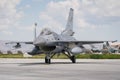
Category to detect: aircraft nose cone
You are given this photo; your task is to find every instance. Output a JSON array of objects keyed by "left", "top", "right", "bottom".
[{"left": 33, "top": 37, "right": 46, "bottom": 46}]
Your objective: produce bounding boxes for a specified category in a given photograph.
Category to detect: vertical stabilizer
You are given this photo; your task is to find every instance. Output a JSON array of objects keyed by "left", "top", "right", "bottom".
[
  {"left": 103, "top": 42, "right": 110, "bottom": 49},
  {"left": 106, "top": 41, "right": 110, "bottom": 47},
  {"left": 61, "top": 8, "right": 74, "bottom": 36},
  {"left": 103, "top": 44, "right": 107, "bottom": 49}
]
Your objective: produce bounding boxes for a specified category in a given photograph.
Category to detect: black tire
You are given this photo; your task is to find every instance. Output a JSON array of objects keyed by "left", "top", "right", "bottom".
[
  {"left": 45, "top": 57, "right": 51, "bottom": 64},
  {"left": 70, "top": 56, "right": 76, "bottom": 63},
  {"left": 48, "top": 59, "right": 51, "bottom": 64},
  {"left": 45, "top": 57, "right": 48, "bottom": 63}
]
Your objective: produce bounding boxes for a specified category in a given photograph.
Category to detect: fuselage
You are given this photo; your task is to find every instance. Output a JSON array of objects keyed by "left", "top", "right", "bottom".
[{"left": 33, "top": 29, "right": 76, "bottom": 52}]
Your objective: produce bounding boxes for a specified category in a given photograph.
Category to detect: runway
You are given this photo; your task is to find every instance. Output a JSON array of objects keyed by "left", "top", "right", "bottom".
[{"left": 0, "top": 59, "right": 120, "bottom": 80}]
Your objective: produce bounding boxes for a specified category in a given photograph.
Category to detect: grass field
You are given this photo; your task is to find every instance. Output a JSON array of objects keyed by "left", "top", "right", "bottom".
[{"left": 0, "top": 53, "right": 120, "bottom": 59}]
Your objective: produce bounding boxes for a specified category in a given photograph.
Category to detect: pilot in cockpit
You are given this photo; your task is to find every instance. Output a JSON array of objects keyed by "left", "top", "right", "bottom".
[{"left": 40, "top": 28, "right": 53, "bottom": 35}]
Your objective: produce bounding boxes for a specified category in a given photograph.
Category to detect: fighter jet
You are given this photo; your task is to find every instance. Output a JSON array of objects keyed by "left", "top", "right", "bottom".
[
  {"left": 102, "top": 41, "right": 119, "bottom": 53},
  {"left": 7, "top": 8, "right": 108, "bottom": 64},
  {"left": 28, "top": 8, "right": 108, "bottom": 63},
  {"left": 91, "top": 41, "right": 118, "bottom": 54}
]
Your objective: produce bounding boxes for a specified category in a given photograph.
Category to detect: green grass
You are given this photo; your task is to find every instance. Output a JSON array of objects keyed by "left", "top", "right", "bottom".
[
  {"left": 76, "top": 54, "right": 120, "bottom": 59},
  {"left": 0, "top": 53, "right": 23, "bottom": 58},
  {"left": 0, "top": 53, "right": 120, "bottom": 59}
]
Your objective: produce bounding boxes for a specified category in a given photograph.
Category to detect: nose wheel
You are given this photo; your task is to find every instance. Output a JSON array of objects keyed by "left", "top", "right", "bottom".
[
  {"left": 45, "top": 56, "right": 51, "bottom": 64},
  {"left": 45, "top": 53, "right": 52, "bottom": 64}
]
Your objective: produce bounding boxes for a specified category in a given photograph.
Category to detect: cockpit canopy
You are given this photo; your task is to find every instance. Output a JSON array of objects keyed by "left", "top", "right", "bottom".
[{"left": 40, "top": 28, "right": 53, "bottom": 35}]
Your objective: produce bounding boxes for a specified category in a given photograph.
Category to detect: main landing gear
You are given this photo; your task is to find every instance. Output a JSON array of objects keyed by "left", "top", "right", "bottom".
[
  {"left": 63, "top": 52, "right": 76, "bottom": 63},
  {"left": 44, "top": 52, "right": 76, "bottom": 64},
  {"left": 70, "top": 55, "right": 76, "bottom": 63}
]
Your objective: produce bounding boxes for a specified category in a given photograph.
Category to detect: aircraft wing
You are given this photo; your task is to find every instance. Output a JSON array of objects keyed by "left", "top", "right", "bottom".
[
  {"left": 5, "top": 41, "right": 33, "bottom": 48},
  {"left": 47, "top": 40, "right": 112, "bottom": 46},
  {"left": 6, "top": 41, "right": 33, "bottom": 44},
  {"left": 52, "top": 40, "right": 106, "bottom": 44}
]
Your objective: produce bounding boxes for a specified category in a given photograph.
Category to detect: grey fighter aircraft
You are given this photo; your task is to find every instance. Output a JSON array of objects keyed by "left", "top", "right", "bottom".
[
  {"left": 91, "top": 41, "right": 118, "bottom": 53},
  {"left": 102, "top": 41, "right": 119, "bottom": 53},
  {"left": 7, "top": 8, "right": 108, "bottom": 64},
  {"left": 26, "top": 8, "right": 108, "bottom": 63}
]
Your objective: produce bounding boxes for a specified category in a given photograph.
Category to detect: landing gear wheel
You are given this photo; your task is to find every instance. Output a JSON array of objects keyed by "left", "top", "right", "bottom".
[
  {"left": 70, "top": 56, "right": 76, "bottom": 63},
  {"left": 45, "top": 57, "right": 51, "bottom": 64}
]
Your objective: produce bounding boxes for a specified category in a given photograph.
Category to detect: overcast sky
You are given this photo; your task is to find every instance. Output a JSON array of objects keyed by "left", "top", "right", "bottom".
[{"left": 0, "top": 0, "right": 120, "bottom": 41}]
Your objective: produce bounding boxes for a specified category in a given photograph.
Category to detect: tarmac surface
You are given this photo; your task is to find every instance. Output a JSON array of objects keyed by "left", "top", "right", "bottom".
[{"left": 0, "top": 59, "right": 120, "bottom": 80}]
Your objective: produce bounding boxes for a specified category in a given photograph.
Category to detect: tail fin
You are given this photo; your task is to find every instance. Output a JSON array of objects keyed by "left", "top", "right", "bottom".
[
  {"left": 103, "top": 44, "right": 107, "bottom": 49},
  {"left": 61, "top": 8, "right": 74, "bottom": 36},
  {"left": 103, "top": 42, "right": 110, "bottom": 49},
  {"left": 106, "top": 41, "right": 110, "bottom": 47}
]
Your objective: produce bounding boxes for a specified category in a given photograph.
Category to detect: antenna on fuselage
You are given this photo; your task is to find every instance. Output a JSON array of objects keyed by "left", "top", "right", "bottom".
[{"left": 34, "top": 22, "right": 37, "bottom": 40}]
